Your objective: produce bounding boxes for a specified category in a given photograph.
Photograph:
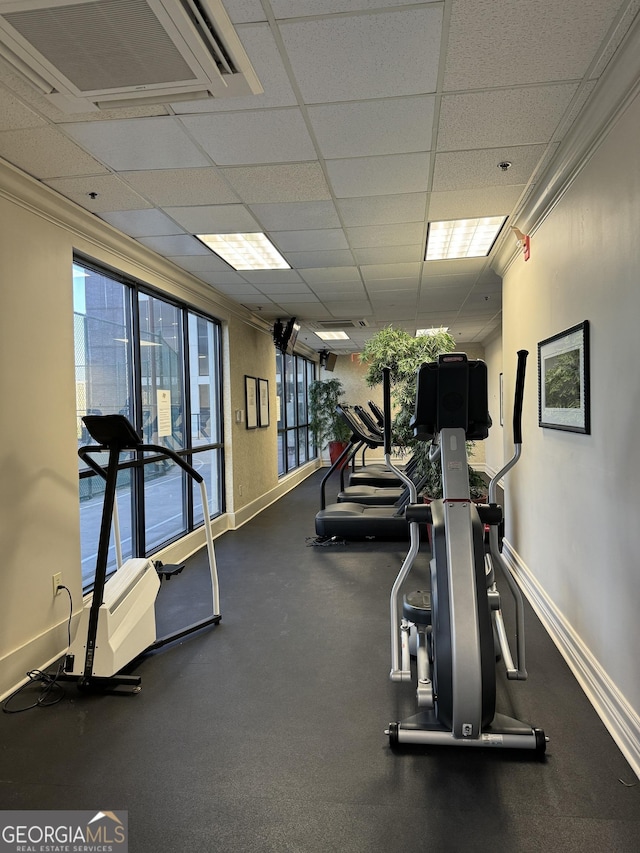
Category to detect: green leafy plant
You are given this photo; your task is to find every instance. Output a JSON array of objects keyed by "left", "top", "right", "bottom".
[
  {"left": 308, "top": 377, "right": 351, "bottom": 449},
  {"left": 360, "top": 327, "right": 486, "bottom": 498}
]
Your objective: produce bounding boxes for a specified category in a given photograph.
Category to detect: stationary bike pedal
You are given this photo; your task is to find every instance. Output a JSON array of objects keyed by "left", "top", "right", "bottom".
[
  {"left": 154, "top": 560, "right": 186, "bottom": 580},
  {"left": 402, "top": 590, "right": 432, "bottom": 626}
]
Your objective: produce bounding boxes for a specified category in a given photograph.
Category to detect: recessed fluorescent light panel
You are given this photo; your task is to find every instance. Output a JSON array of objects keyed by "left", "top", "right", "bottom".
[
  {"left": 316, "top": 331, "right": 350, "bottom": 341},
  {"left": 416, "top": 327, "right": 449, "bottom": 336},
  {"left": 425, "top": 217, "right": 507, "bottom": 261},
  {"left": 197, "top": 233, "right": 290, "bottom": 270}
]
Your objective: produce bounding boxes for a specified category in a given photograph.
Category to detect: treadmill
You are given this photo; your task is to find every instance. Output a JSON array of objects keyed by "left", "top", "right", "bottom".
[{"left": 315, "top": 405, "right": 413, "bottom": 540}]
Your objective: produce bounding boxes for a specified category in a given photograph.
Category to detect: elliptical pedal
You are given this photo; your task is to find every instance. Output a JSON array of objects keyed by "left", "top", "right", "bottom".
[
  {"left": 154, "top": 560, "right": 185, "bottom": 581},
  {"left": 403, "top": 590, "right": 432, "bottom": 626}
]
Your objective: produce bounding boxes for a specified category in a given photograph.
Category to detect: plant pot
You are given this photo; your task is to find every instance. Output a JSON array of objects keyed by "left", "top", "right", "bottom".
[{"left": 328, "top": 440, "right": 349, "bottom": 468}]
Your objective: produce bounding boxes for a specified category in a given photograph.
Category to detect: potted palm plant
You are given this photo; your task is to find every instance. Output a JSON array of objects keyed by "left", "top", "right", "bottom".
[
  {"left": 308, "top": 377, "right": 352, "bottom": 465},
  {"left": 360, "top": 327, "right": 487, "bottom": 499}
]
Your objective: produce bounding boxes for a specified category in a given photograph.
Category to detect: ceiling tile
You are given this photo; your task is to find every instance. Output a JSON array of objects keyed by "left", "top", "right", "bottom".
[
  {"left": 179, "top": 108, "right": 316, "bottom": 165},
  {"left": 166, "top": 255, "right": 242, "bottom": 275},
  {"left": 423, "top": 258, "right": 487, "bottom": 278},
  {"left": 346, "top": 222, "right": 424, "bottom": 248},
  {"left": 62, "top": 117, "right": 211, "bottom": 170},
  {"left": 271, "top": 229, "right": 349, "bottom": 252},
  {"left": 43, "top": 174, "right": 151, "bottom": 212},
  {"left": 336, "top": 193, "right": 427, "bottom": 227},
  {"left": 136, "top": 235, "right": 212, "bottom": 256},
  {"left": 163, "top": 204, "right": 260, "bottom": 233},
  {"left": 353, "top": 245, "right": 424, "bottom": 265},
  {"left": 323, "top": 301, "right": 373, "bottom": 317},
  {"left": 187, "top": 269, "right": 248, "bottom": 286},
  {"left": 326, "top": 153, "right": 431, "bottom": 198},
  {"left": 427, "top": 186, "right": 523, "bottom": 221},
  {"left": 299, "top": 267, "right": 362, "bottom": 284},
  {"left": 365, "top": 277, "right": 418, "bottom": 292},
  {"left": 437, "top": 85, "right": 578, "bottom": 151},
  {"left": 308, "top": 96, "right": 434, "bottom": 159},
  {"left": 0, "top": 127, "right": 109, "bottom": 179},
  {"left": 310, "top": 287, "right": 367, "bottom": 301},
  {"left": 279, "top": 6, "right": 443, "bottom": 103},
  {"left": 443, "top": 0, "right": 622, "bottom": 90},
  {"left": 249, "top": 200, "right": 341, "bottom": 231},
  {"left": 239, "top": 269, "right": 303, "bottom": 283},
  {"left": 219, "top": 1, "right": 267, "bottom": 25},
  {"left": 361, "top": 263, "right": 422, "bottom": 280},
  {"left": 100, "top": 209, "right": 184, "bottom": 237},
  {"left": 283, "top": 250, "right": 356, "bottom": 268},
  {"left": 221, "top": 163, "right": 332, "bottom": 203},
  {"left": 121, "top": 168, "right": 239, "bottom": 206},
  {"left": 432, "top": 145, "right": 548, "bottom": 191},
  {"left": 273, "top": 293, "right": 322, "bottom": 304},
  {"left": 172, "top": 24, "right": 296, "bottom": 112},
  {"left": 254, "top": 281, "right": 314, "bottom": 295},
  {"left": 0, "top": 89, "right": 46, "bottom": 131},
  {"left": 271, "top": 0, "right": 432, "bottom": 16}
]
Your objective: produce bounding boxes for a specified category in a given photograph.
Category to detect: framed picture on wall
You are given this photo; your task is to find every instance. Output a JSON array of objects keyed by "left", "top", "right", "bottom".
[
  {"left": 258, "top": 378, "right": 269, "bottom": 427},
  {"left": 245, "top": 375, "right": 258, "bottom": 429},
  {"left": 538, "top": 320, "right": 590, "bottom": 434}
]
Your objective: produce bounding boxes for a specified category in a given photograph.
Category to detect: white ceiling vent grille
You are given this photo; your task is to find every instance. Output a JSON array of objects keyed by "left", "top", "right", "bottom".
[
  {"left": 310, "top": 319, "right": 369, "bottom": 330},
  {"left": 0, "top": 0, "right": 262, "bottom": 112}
]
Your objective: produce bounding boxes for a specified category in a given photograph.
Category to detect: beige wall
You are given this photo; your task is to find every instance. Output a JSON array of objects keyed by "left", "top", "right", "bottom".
[{"left": 501, "top": 90, "right": 640, "bottom": 770}]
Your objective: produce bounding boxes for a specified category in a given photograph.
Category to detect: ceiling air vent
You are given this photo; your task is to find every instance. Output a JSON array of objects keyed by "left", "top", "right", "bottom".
[
  {"left": 310, "top": 319, "right": 369, "bottom": 330},
  {"left": 0, "top": 0, "right": 262, "bottom": 112}
]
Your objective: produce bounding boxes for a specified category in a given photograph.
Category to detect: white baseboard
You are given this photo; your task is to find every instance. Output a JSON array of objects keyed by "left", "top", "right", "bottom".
[{"left": 503, "top": 540, "right": 640, "bottom": 780}]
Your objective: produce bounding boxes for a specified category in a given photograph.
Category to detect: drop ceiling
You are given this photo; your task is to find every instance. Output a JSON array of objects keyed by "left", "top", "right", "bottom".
[{"left": 0, "top": 0, "right": 638, "bottom": 353}]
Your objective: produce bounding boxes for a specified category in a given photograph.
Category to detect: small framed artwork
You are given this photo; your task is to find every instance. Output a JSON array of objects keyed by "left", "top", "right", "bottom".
[
  {"left": 245, "top": 375, "right": 258, "bottom": 429},
  {"left": 258, "top": 378, "right": 269, "bottom": 427},
  {"left": 538, "top": 321, "right": 590, "bottom": 434}
]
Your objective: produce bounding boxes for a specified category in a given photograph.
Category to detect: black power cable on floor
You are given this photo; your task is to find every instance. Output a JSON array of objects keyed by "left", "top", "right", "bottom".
[
  {"left": 306, "top": 535, "right": 347, "bottom": 547},
  {"left": 2, "top": 585, "right": 73, "bottom": 714}
]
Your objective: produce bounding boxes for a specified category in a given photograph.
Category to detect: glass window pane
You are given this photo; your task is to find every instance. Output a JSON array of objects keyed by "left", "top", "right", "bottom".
[
  {"left": 297, "top": 356, "right": 306, "bottom": 422},
  {"left": 298, "top": 427, "right": 308, "bottom": 464},
  {"left": 277, "top": 432, "right": 285, "bottom": 476},
  {"left": 287, "top": 429, "right": 297, "bottom": 470},
  {"left": 188, "top": 313, "right": 221, "bottom": 447},
  {"left": 192, "top": 449, "right": 222, "bottom": 524},
  {"left": 285, "top": 353, "right": 295, "bottom": 426},
  {"left": 79, "top": 469, "right": 132, "bottom": 587},
  {"left": 143, "top": 457, "right": 186, "bottom": 551},
  {"left": 74, "top": 263, "right": 133, "bottom": 442},
  {"left": 139, "top": 293, "right": 184, "bottom": 451},
  {"left": 276, "top": 352, "right": 284, "bottom": 429},
  {"left": 75, "top": 259, "right": 225, "bottom": 589}
]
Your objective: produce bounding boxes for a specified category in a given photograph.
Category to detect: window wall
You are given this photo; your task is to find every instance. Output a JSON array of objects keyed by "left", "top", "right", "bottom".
[
  {"left": 276, "top": 351, "right": 316, "bottom": 476},
  {"left": 73, "top": 259, "right": 223, "bottom": 587}
]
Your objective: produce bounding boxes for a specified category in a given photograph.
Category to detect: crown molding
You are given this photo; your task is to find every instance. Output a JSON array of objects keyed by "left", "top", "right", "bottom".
[{"left": 0, "top": 157, "right": 272, "bottom": 335}]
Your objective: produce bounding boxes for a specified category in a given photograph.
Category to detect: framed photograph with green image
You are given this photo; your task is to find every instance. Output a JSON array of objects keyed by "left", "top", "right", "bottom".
[{"left": 538, "top": 320, "right": 590, "bottom": 434}]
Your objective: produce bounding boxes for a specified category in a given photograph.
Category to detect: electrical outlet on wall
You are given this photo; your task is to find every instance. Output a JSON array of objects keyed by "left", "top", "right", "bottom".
[{"left": 52, "top": 572, "right": 63, "bottom": 597}]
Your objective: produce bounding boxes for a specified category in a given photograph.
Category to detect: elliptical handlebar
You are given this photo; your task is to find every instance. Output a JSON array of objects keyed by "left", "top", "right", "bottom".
[
  {"left": 488, "top": 350, "right": 528, "bottom": 503},
  {"left": 513, "top": 349, "right": 528, "bottom": 446},
  {"left": 383, "top": 367, "right": 392, "bottom": 457}
]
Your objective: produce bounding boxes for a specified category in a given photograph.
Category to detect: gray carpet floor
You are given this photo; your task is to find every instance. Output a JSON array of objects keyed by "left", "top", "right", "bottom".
[{"left": 1, "top": 470, "right": 638, "bottom": 852}]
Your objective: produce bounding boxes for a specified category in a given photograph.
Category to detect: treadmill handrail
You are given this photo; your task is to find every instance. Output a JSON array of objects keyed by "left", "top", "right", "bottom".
[
  {"left": 336, "top": 405, "right": 382, "bottom": 448},
  {"left": 78, "top": 441, "right": 204, "bottom": 484}
]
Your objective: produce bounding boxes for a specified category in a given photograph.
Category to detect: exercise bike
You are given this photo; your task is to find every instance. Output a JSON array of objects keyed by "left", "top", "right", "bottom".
[
  {"left": 62, "top": 414, "right": 221, "bottom": 693},
  {"left": 384, "top": 352, "right": 546, "bottom": 752}
]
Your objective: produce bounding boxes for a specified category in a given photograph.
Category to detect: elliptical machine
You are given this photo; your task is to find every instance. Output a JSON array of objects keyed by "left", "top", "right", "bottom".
[
  {"left": 384, "top": 352, "right": 546, "bottom": 752},
  {"left": 62, "top": 414, "right": 221, "bottom": 693}
]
